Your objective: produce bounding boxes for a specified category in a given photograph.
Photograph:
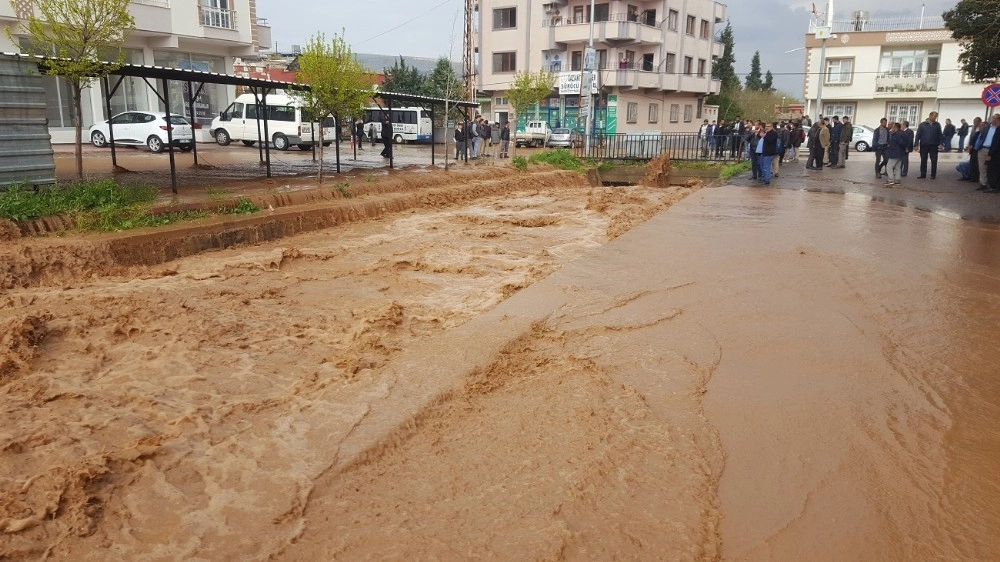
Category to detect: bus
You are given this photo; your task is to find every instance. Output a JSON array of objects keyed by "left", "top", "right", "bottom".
[{"left": 362, "top": 107, "right": 432, "bottom": 144}]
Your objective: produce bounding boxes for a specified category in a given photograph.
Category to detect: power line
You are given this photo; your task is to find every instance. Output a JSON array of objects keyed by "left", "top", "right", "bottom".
[{"left": 354, "top": 0, "right": 455, "bottom": 47}]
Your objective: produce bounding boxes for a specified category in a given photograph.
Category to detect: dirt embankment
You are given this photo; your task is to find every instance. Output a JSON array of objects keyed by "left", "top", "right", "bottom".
[{"left": 1, "top": 165, "right": 705, "bottom": 560}]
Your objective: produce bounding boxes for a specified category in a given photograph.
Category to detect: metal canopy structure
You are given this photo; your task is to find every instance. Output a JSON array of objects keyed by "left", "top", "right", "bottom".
[{"left": 1, "top": 52, "right": 478, "bottom": 192}]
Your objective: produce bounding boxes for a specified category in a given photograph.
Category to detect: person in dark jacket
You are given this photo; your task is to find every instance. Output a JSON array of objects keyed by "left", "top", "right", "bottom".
[
  {"left": 884, "top": 122, "right": 913, "bottom": 186},
  {"left": 957, "top": 118, "right": 970, "bottom": 152},
  {"left": 760, "top": 123, "right": 779, "bottom": 184},
  {"left": 828, "top": 116, "right": 843, "bottom": 166},
  {"left": 353, "top": 118, "right": 365, "bottom": 151},
  {"left": 942, "top": 118, "right": 956, "bottom": 152},
  {"left": 380, "top": 115, "right": 393, "bottom": 159},
  {"left": 454, "top": 121, "right": 467, "bottom": 160},
  {"left": 899, "top": 120, "right": 915, "bottom": 177},
  {"left": 965, "top": 117, "right": 983, "bottom": 184},
  {"left": 915, "top": 111, "right": 943, "bottom": 178},
  {"left": 986, "top": 113, "right": 1000, "bottom": 193},
  {"left": 873, "top": 118, "right": 890, "bottom": 178},
  {"left": 499, "top": 121, "right": 511, "bottom": 158}
]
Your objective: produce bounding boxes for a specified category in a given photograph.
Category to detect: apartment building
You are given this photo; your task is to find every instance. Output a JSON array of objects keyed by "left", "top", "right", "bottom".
[
  {"left": 477, "top": 0, "right": 725, "bottom": 134},
  {"left": 0, "top": 0, "right": 271, "bottom": 142},
  {"left": 803, "top": 13, "right": 989, "bottom": 129}
]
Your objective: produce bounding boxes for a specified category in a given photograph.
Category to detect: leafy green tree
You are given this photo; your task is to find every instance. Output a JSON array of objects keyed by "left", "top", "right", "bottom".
[
  {"left": 8, "top": 0, "right": 135, "bottom": 178},
  {"left": 762, "top": 70, "right": 774, "bottom": 92},
  {"left": 297, "top": 31, "right": 376, "bottom": 181},
  {"left": 381, "top": 56, "right": 425, "bottom": 96},
  {"left": 423, "top": 57, "right": 465, "bottom": 125},
  {"left": 943, "top": 0, "right": 1000, "bottom": 82},
  {"left": 745, "top": 51, "right": 764, "bottom": 91},
  {"left": 505, "top": 70, "right": 554, "bottom": 158}
]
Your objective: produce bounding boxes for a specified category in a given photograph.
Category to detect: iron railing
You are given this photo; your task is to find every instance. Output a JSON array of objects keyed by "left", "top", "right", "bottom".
[
  {"left": 200, "top": 6, "right": 237, "bottom": 30},
  {"left": 573, "top": 132, "right": 746, "bottom": 162},
  {"left": 829, "top": 16, "right": 946, "bottom": 33},
  {"left": 542, "top": 12, "right": 661, "bottom": 28}
]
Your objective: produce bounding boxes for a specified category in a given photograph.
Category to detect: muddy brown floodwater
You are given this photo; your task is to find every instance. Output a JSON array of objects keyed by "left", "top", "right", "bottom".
[{"left": 2, "top": 167, "right": 999, "bottom": 561}]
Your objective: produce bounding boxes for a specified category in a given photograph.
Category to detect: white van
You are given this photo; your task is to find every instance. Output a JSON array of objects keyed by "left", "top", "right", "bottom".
[{"left": 210, "top": 93, "right": 335, "bottom": 151}]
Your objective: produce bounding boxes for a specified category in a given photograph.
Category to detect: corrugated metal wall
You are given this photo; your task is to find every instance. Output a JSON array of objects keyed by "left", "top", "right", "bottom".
[{"left": 0, "top": 56, "right": 56, "bottom": 188}]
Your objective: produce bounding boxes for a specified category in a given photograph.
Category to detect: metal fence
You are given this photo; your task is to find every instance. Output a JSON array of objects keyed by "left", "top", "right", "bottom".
[{"left": 573, "top": 133, "right": 745, "bottom": 162}]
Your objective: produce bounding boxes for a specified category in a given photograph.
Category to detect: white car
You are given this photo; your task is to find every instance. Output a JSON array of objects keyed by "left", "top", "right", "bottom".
[
  {"left": 90, "top": 111, "right": 194, "bottom": 153},
  {"left": 850, "top": 124, "right": 876, "bottom": 152}
]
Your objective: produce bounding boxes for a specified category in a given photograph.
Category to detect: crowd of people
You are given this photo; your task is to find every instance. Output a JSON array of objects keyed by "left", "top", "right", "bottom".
[
  {"left": 453, "top": 115, "right": 511, "bottom": 160},
  {"left": 697, "top": 111, "right": 1000, "bottom": 193}
]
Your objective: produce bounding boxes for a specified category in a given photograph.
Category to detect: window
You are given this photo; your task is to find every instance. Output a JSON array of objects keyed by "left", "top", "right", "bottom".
[
  {"left": 878, "top": 48, "right": 940, "bottom": 76},
  {"left": 697, "top": 59, "right": 707, "bottom": 77},
  {"left": 683, "top": 104, "right": 693, "bottom": 122},
  {"left": 648, "top": 103, "right": 659, "bottom": 123},
  {"left": 669, "top": 104, "right": 679, "bottom": 123},
  {"left": 268, "top": 105, "right": 296, "bottom": 122},
  {"left": 686, "top": 15, "right": 696, "bottom": 35},
  {"left": 822, "top": 103, "right": 855, "bottom": 119},
  {"left": 667, "top": 9, "right": 678, "bottom": 31},
  {"left": 665, "top": 53, "right": 676, "bottom": 74},
  {"left": 642, "top": 53, "right": 654, "bottom": 72},
  {"left": 493, "top": 52, "right": 516, "bottom": 73},
  {"left": 643, "top": 9, "right": 656, "bottom": 27},
  {"left": 684, "top": 56, "right": 693, "bottom": 75},
  {"left": 571, "top": 51, "right": 582, "bottom": 71},
  {"left": 597, "top": 49, "right": 608, "bottom": 70},
  {"left": 886, "top": 102, "right": 921, "bottom": 126},
  {"left": 494, "top": 97, "right": 508, "bottom": 106},
  {"left": 825, "top": 58, "right": 854, "bottom": 85},
  {"left": 700, "top": 19, "right": 711, "bottom": 39},
  {"left": 201, "top": 0, "right": 234, "bottom": 30},
  {"left": 493, "top": 7, "right": 516, "bottom": 29},
  {"left": 594, "top": 3, "right": 610, "bottom": 22},
  {"left": 627, "top": 102, "right": 638, "bottom": 123}
]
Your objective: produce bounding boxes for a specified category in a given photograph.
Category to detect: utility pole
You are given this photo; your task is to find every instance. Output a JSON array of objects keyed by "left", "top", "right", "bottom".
[
  {"left": 463, "top": 0, "right": 475, "bottom": 104},
  {"left": 815, "top": 0, "right": 834, "bottom": 122},
  {"left": 583, "top": 0, "right": 596, "bottom": 157}
]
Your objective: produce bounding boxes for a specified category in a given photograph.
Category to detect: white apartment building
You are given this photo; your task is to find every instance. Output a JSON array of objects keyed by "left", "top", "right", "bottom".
[
  {"left": 803, "top": 14, "right": 990, "bottom": 129},
  {"left": 0, "top": 0, "right": 271, "bottom": 142},
  {"left": 477, "top": 0, "right": 725, "bottom": 134}
]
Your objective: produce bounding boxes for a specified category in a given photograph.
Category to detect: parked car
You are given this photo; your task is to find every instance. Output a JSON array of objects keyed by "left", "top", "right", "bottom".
[
  {"left": 90, "top": 111, "right": 194, "bottom": 153},
  {"left": 547, "top": 127, "right": 579, "bottom": 148},
  {"left": 515, "top": 120, "right": 552, "bottom": 148},
  {"left": 851, "top": 124, "right": 876, "bottom": 152}
]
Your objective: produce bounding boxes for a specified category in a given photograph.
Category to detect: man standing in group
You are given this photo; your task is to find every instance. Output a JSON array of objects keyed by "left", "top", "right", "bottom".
[
  {"left": 874, "top": 118, "right": 890, "bottom": 178},
  {"left": 965, "top": 117, "right": 983, "bottom": 185},
  {"left": 899, "top": 120, "right": 915, "bottom": 177},
  {"left": 832, "top": 116, "right": 853, "bottom": 168},
  {"left": 699, "top": 119, "right": 711, "bottom": 157},
  {"left": 957, "top": 118, "right": 970, "bottom": 152},
  {"left": 828, "top": 116, "right": 842, "bottom": 167},
  {"left": 454, "top": 121, "right": 467, "bottom": 161},
  {"left": 715, "top": 119, "right": 728, "bottom": 158},
  {"left": 498, "top": 121, "right": 511, "bottom": 158},
  {"left": 807, "top": 119, "right": 829, "bottom": 170},
  {"left": 943, "top": 118, "right": 956, "bottom": 152},
  {"left": 915, "top": 111, "right": 943, "bottom": 178},
  {"left": 981, "top": 113, "right": 1000, "bottom": 193},
  {"left": 380, "top": 115, "right": 393, "bottom": 159}
]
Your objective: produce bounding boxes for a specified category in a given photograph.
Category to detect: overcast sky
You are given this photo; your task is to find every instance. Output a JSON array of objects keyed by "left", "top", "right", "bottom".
[{"left": 256, "top": 0, "right": 957, "bottom": 98}]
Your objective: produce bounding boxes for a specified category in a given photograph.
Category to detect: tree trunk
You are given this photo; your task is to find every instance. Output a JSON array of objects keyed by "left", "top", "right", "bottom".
[
  {"left": 317, "top": 122, "right": 325, "bottom": 184},
  {"left": 73, "top": 82, "right": 84, "bottom": 178}
]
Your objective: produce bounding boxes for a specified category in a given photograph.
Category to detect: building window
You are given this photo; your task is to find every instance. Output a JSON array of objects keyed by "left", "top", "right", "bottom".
[
  {"left": 697, "top": 58, "right": 707, "bottom": 77},
  {"left": 597, "top": 49, "right": 608, "bottom": 70},
  {"left": 627, "top": 102, "right": 638, "bottom": 123},
  {"left": 685, "top": 15, "right": 696, "bottom": 36},
  {"left": 822, "top": 103, "right": 855, "bottom": 119},
  {"left": 669, "top": 104, "right": 679, "bottom": 123},
  {"left": 684, "top": 56, "right": 693, "bottom": 75},
  {"left": 648, "top": 103, "right": 659, "bottom": 123},
  {"left": 825, "top": 58, "right": 854, "bottom": 85},
  {"left": 594, "top": 3, "right": 610, "bottom": 22},
  {"left": 700, "top": 19, "right": 711, "bottom": 39},
  {"left": 495, "top": 96, "right": 509, "bottom": 106},
  {"left": 571, "top": 51, "right": 582, "bottom": 71},
  {"left": 886, "top": 102, "right": 921, "bottom": 126},
  {"left": 493, "top": 7, "right": 516, "bottom": 29},
  {"left": 200, "top": 0, "right": 235, "bottom": 30},
  {"left": 665, "top": 53, "right": 676, "bottom": 74},
  {"left": 878, "top": 48, "right": 940, "bottom": 76},
  {"left": 683, "top": 104, "right": 693, "bottom": 122},
  {"left": 493, "top": 52, "right": 516, "bottom": 73},
  {"left": 667, "top": 9, "right": 678, "bottom": 31}
]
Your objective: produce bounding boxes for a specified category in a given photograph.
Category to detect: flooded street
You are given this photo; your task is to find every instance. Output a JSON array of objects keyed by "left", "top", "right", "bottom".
[{"left": 2, "top": 167, "right": 999, "bottom": 559}]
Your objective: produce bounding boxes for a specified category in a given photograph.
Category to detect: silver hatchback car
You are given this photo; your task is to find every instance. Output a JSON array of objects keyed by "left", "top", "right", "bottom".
[{"left": 547, "top": 127, "right": 579, "bottom": 148}]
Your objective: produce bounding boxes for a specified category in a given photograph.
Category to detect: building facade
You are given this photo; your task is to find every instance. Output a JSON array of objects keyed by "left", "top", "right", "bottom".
[
  {"left": 477, "top": 0, "right": 725, "bottom": 134},
  {"left": 0, "top": 0, "right": 271, "bottom": 142},
  {"left": 803, "top": 14, "right": 990, "bottom": 129}
]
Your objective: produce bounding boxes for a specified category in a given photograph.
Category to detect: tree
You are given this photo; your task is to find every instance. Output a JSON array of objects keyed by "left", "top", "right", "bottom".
[
  {"left": 745, "top": 51, "right": 764, "bottom": 91},
  {"left": 733, "top": 88, "right": 800, "bottom": 122},
  {"left": 707, "top": 20, "right": 742, "bottom": 120},
  {"left": 762, "top": 70, "right": 774, "bottom": 92},
  {"left": 423, "top": 57, "right": 465, "bottom": 125},
  {"left": 297, "top": 31, "right": 376, "bottom": 182},
  {"left": 504, "top": 70, "right": 554, "bottom": 158},
  {"left": 381, "top": 56, "right": 425, "bottom": 96},
  {"left": 9, "top": 0, "right": 135, "bottom": 178},
  {"left": 943, "top": 0, "right": 1000, "bottom": 82}
]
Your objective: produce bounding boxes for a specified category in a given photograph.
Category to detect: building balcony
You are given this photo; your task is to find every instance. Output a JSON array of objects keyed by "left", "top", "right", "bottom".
[
  {"left": 200, "top": 5, "right": 238, "bottom": 30},
  {"left": 829, "top": 15, "right": 945, "bottom": 33},
  {"left": 544, "top": 13, "right": 662, "bottom": 46},
  {"left": 602, "top": 69, "right": 665, "bottom": 90},
  {"left": 129, "top": 0, "right": 172, "bottom": 35},
  {"left": 874, "top": 73, "right": 938, "bottom": 97}
]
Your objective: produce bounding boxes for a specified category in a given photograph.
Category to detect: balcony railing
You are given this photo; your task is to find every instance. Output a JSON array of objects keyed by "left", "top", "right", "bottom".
[
  {"left": 828, "top": 16, "right": 945, "bottom": 33},
  {"left": 875, "top": 73, "right": 939, "bottom": 93},
  {"left": 200, "top": 6, "right": 237, "bottom": 30},
  {"left": 542, "top": 11, "right": 660, "bottom": 29}
]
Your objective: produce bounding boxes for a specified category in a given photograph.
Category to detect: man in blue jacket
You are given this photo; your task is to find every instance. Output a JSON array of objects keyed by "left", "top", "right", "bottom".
[{"left": 915, "top": 111, "right": 943, "bottom": 179}]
